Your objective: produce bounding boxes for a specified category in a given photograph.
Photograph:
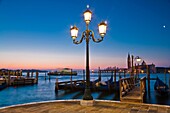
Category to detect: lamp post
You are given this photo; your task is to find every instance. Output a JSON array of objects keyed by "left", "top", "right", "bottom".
[
  {"left": 135, "top": 56, "right": 151, "bottom": 94},
  {"left": 135, "top": 56, "right": 142, "bottom": 78},
  {"left": 70, "top": 6, "right": 107, "bottom": 101}
]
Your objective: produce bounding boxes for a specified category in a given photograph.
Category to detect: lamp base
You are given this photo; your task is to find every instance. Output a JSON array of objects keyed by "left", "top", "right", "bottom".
[
  {"left": 80, "top": 100, "right": 95, "bottom": 106},
  {"left": 82, "top": 88, "right": 93, "bottom": 100}
]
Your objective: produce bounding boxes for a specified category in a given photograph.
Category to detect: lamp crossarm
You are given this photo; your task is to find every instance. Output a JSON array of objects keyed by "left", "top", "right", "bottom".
[
  {"left": 90, "top": 30, "right": 103, "bottom": 43},
  {"left": 73, "top": 31, "right": 86, "bottom": 44}
]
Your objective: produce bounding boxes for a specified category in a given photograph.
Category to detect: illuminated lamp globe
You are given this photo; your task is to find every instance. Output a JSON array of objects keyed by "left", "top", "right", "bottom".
[
  {"left": 83, "top": 9, "right": 92, "bottom": 25},
  {"left": 70, "top": 26, "right": 78, "bottom": 40},
  {"left": 135, "top": 56, "right": 142, "bottom": 62},
  {"left": 98, "top": 21, "right": 107, "bottom": 37}
]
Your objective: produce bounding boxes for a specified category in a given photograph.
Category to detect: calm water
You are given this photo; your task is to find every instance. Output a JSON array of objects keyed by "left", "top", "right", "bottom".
[{"left": 0, "top": 72, "right": 170, "bottom": 107}]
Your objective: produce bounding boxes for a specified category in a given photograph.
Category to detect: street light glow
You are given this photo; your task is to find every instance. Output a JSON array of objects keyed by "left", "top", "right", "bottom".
[
  {"left": 83, "top": 9, "right": 92, "bottom": 24},
  {"left": 136, "top": 58, "right": 141, "bottom": 62},
  {"left": 135, "top": 56, "right": 142, "bottom": 63},
  {"left": 70, "top": 26, "right": 78, "bottom": 40},
  {"left": 98, "top": 21, "right": 107, "bottom": 37}
]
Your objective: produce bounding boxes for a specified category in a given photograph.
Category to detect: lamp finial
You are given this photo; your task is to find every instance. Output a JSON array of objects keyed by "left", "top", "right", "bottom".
[{"left": 87, "top": 5, "right": 89, "bottom": 9}]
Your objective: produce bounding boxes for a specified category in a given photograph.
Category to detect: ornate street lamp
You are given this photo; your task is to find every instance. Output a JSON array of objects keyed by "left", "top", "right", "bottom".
[
  {"left": 135, "top": 56, "right": 142, "bottom": 79},
  {"left": 135, "top": 56, "right": 142, "bottom": 69},
  {"left": 70, "top": 6, "right": 107, "bottom": 101},
  {"left": 135, "top": 56, "right": 142, "bottom": 63}
]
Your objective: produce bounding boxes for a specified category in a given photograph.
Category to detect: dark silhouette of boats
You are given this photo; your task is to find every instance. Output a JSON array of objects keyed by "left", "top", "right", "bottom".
[
  {"left": 74, "top": 78, "right": 100, "bottom": 90},
  {"left": 94, "top": 75, "right": 119, "bottom": 91},
  {"left": 154, "top": 77, "right": 169, "bottom": 96},
  {"left": 55, "top": 74, "right": 119, "bottom": 92}
]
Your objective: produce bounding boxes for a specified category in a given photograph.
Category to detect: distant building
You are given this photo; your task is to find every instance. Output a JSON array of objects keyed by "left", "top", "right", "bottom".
[
  {"left": 127, "top": 53, "right": 156, "bottom": 73},
  {"left": 139, "top": 61, "right": 156, "bottom": 73},
  {"left": 141, "top": 60, "right": 146, "bottom": 66}
]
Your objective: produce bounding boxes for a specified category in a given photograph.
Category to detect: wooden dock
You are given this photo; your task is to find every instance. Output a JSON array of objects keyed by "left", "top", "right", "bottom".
[
  {"left": 54, "top": 68, "right": 123, "bottom": 92},
  {"left": 55, "top": 79, "right": 85, "bottom": 92},
  {"left": 119, "top": 76, "right": 146, "bottom": 103},
  {"left": 0, "top": 69, "right": 39, "bottom": 87},
  {"left": 10, "top": 78, "right": 37, "bottom": 86},
  {"left": 55, "top": 78, "right": 119, "bottom": 92}
]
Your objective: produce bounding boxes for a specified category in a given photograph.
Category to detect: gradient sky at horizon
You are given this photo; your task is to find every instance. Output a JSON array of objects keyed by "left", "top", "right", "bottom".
[{"left": 0, "top": 0, "right": 170, "bottom": 70}]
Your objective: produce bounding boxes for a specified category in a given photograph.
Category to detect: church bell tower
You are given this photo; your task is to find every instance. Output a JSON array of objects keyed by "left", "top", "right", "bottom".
[{"left": 127, "top": 53, "right": 131, "bottom": 69}]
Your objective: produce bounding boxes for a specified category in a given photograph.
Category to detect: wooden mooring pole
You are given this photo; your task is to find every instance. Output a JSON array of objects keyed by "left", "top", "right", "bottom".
[
  {"left": 131, "top": 55, "right": 134, "bottom": 76},
  {"left": 48, "top": 73, "right": 51, "bottom": 81},
  {"left": 45, "top": 72, "right": 46, "bottom": 80},
  {"left": 8, "top": 71, "right": 11, "bottom": 86},
  {"left": 55, "top": 78, "right": 59, "bottom": 93},
  {"left": 98, "top": 67, "right": 101, "bottom": 81},
  {"left": 83, "top": 70, "right": 85, "bottom": 81},
  {"left": 16, "top": 71, "right": 18, "bottom": 78},
  {"left": 119, "top": 72, "right": 121, "bottom": 79},
  {"left": 164, "top": 69, "right": 167, "bottom": 84},
  {"left": 20, "top": 70, "right": 22, "bottom": 76},
  {"left": 27, "top": 72, "right": 30, "bottom": 78},
  {"left": 147, "top": 65, "right": 150, "bottom": 93},
  {"left": 36, "top": 71, "right": 39, "bottom": 84},
  {"left": 169, "top": 72, "right": 170, "bottom": 88},
  {"left": 71, "top": 69, "right": 73, "bottom": 89},
  {"left": 124, "top": 69, "right": 126, "bottom": 78},
  {"left": 31, "top": 72, "right": 33, "bottom": 77},
  {"left": 114, "top": 69, "right": 116, "bottom": 88}
]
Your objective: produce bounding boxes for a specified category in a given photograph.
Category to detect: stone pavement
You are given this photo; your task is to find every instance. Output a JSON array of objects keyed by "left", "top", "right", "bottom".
[{"left": 0, "top": 100, "right": 170, "bottom": 113}]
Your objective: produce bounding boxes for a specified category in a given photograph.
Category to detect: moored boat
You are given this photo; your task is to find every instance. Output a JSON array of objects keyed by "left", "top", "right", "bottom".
[
  {"left": 48, "top": 68, "right": 77, "bottom": 76},
  {"left": 154, "top": 77, "right": 169, "bottom": 96},
  {"left": 95, "top": 75, "right": 119, "bottom": 91}
]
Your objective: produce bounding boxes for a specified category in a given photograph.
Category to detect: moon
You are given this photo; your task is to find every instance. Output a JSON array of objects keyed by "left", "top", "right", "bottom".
[{"left": 163, "top": 25, "right": 166, "bottom": 28}]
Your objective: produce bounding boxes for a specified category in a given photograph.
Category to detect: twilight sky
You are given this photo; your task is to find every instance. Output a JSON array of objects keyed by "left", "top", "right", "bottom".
[{"left": 0, "top": 0, "right": 170, "bottom": 69}]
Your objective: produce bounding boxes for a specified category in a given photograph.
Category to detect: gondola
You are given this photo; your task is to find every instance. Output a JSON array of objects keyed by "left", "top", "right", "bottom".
[
  {"left": 154, "top": 77, "right": 169, "bottom": 96},
  {"left": 95, "top": 75, "right": 119, "bottom": 91}
]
